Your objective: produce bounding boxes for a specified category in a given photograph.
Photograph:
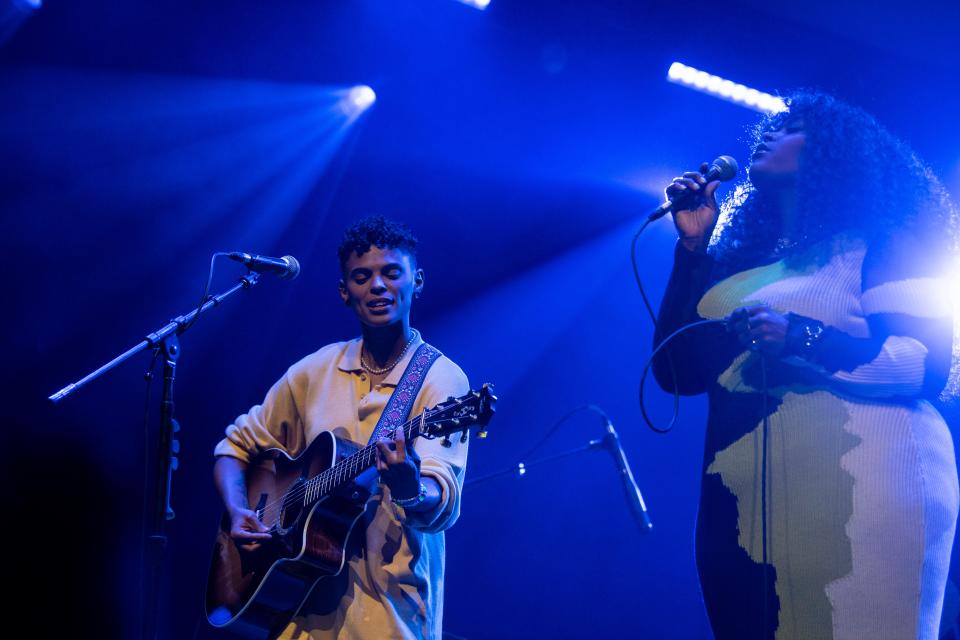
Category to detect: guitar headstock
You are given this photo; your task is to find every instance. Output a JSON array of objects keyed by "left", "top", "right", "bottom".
[{"left": 421, "top": 384, "right": 497, "bottom": 443}]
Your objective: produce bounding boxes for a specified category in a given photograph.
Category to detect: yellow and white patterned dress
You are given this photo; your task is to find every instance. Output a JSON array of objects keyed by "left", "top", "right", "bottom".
[{"left": 655, "top": 235, "right": 958, "bottom": 640}]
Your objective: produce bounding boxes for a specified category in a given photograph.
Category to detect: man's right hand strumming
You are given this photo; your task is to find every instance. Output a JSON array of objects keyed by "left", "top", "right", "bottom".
[
  {"left": 215, "top": 455, "right": 272, "bottom": 549},
  {"left": 227, "top": 506, "right": 272, "bottom": 550},
  {"left": 666, "top": 162, "right": 723, "bottom": 253}
]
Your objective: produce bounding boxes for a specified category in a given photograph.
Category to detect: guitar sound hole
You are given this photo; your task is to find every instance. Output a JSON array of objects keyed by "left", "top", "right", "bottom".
[{"left": 278, "top": 480, "right": 305, "bottom": 531}]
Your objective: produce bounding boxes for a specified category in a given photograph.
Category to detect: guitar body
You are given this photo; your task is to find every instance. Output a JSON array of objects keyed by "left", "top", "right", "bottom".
[
  {"left": 203, "top": 384, "right": 496, "bottom": 638},
  {"left": 206, "top": 431, "right": 377, "bottom": 638}
]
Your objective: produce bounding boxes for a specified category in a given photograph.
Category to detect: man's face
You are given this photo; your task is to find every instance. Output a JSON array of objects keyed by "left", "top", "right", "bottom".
[{"left": 339, "top": 246, "right": 422, "bottom": 328}]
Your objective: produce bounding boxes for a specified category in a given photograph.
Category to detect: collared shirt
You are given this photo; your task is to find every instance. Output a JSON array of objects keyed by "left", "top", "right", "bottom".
[{"left": 214, "top": 330, "right": 470, "bottom": 639}]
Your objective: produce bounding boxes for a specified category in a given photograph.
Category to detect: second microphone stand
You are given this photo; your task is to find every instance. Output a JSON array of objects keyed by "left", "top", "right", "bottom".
[{"left": 466, "top": 426, "right": 653, "bottom": 533}]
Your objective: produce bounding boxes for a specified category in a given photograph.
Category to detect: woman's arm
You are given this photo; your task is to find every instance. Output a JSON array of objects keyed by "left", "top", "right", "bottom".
[
  {"left": 730, "top": 234, "right": 954, "bottom": 399},
  {"left": 808, "top": 234, "right": 953, "bottom": 398},
  {"left": 652, "top": 242, "right": 725, "bottom": 394},
  {"left": 651, "top": 168, "right": 730, "bottom": 395}
]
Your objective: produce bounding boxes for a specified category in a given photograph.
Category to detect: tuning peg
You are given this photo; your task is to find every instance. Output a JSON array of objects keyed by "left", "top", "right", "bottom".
[
  {"left": 442, "top": 435, "right": 452, "bottom": 448},
  {"left": 450, "top": 418, "right": 460, "bottom": 427},
  {"left": 459, "top": 430, "right": 468, "bottom": 443}
]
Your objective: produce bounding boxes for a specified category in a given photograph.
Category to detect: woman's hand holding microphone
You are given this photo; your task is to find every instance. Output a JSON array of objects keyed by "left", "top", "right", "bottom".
[
  {"left": 666, "top": 162, "right": 723, "bottom": 254},
  {"left": 665, "top": 163, "right": 789, "bottom": 354}
]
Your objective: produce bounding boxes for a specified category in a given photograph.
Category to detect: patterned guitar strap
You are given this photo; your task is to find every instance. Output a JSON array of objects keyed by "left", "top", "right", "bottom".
[{"left": 367, "top": 341, "right": 442, "bottom": 446}]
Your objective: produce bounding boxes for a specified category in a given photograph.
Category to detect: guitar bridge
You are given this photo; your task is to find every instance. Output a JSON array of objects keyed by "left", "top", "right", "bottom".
[{"left": 255, "top": 493, "right": 268, "bottom": 523}]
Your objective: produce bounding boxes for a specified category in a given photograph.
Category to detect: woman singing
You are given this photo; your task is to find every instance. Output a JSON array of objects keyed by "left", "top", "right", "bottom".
[{"left": 654, "top": 91, "right": 960, "bottom": 639}]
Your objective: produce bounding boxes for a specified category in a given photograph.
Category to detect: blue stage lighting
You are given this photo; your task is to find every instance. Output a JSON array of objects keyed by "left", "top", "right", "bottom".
[
  {"left": 948, "top": 257, "right": 960, "bottom": 401},
  {"left": 348, "top": 85, "right": 376, "bottom": 111},
  {"left": 457, "top": 0, "right": 491, "bottom": 9},
  {"left": 667, "top": 62, "right": 786, "bottom": 115},
  {"left": 1, "top": 0, "right": 42, "bottom": 45}
]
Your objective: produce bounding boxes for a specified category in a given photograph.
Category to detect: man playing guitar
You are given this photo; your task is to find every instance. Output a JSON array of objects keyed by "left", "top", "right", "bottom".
[{"left": 213, "top": 215, "right": 471, "bottom": 639}]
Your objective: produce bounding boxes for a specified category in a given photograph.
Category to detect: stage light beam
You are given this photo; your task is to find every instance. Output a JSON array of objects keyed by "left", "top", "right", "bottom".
[
  {"left": 337, "top": 85, "right": 376, "bottom": 120},
  {"left": 457, "top": 0, "right": 491, "bottom": 9},
  {"left": 1, "top": 0, "right": 41, "bottom": 46},
  {"left": 947, "top": 256, "right": 960, "bottom": 402},
  {"left": 667, "top": 62, "right": 786, "bottom": 115},
  {"left": 349, "top": 85, "right": 376, "bottom": 110}
]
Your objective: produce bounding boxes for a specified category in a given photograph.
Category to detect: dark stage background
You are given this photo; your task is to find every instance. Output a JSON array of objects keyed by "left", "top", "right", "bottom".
[{"left": 3, "top": 1, "right": 959, "bottom": 638}]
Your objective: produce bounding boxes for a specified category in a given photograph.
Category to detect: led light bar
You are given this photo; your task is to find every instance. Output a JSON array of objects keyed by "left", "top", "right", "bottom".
[{"left": 667, "top": 62, "right": 786, "bottom": 115}]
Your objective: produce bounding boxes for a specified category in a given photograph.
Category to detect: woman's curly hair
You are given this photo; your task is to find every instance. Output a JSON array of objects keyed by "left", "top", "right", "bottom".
[
  {"left": 710, "top": 90, "right": 960, "bottom": 401},
  {"left": 710, "top": 90, "right": 959, "bottom": 277}
]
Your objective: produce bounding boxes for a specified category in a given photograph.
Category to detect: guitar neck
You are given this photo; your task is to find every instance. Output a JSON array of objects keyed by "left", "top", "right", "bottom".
[
  {"left": 296, "top": 385, "right": 493, "bottom": 507},
  {"left": 304, "top": 415, "right": 425, "bottom": 502}
]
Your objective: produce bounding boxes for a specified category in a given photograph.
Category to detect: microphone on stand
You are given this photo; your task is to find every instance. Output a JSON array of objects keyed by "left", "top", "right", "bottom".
[
  {"left": 647, "top": 154, "right": 739, "bottom": 222},
  {"left": 597, "top": 419, "right": 653, "bottom": 533},
  {"left": 227, "top": 252, "right": 301, "bottom": 281}
]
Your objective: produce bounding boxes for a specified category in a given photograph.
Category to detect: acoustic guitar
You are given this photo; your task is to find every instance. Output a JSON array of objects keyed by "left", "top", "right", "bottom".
[{"left": 205, "top": 384, "right": 496, "bottom": 638}]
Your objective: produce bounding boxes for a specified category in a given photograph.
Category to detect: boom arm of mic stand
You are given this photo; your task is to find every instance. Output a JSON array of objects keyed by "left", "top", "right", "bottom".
[
  {"left": 48, "top": 272, "right": 261, "bottom": 403},
  {"left": 465, "top": 435, "right": 653, "bottom": 534},
  {"left": 465, "top": 440, "right": 606, "bottom": 487},
  {"left": 46, "top": 270, "right": 262, "bottom": 640}
]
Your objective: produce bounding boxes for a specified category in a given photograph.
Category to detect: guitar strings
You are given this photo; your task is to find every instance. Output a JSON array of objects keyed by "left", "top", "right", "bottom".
[
  {"left": 308, "top": 397, "right": 479, "bottom": 497},
  {"left": 258, "top": 407, "right": 455, "bottom": 523},
  {"left": 253, "top": 402, "right": 466, "bottom": 523},
  {"left": 255, "top": 419, "right": 421, "bottom": 524},
  {"left": 256, "top": 394, "right": 483, "bottom": 522}
]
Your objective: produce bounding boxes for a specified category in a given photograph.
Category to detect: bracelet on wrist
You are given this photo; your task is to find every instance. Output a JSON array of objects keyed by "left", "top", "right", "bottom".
[
  {"left": 391, "top": 482, "right": 427, "bottom": 508},
  {"left": 785, "top": 313, "right": 826, "bottom": 360}
]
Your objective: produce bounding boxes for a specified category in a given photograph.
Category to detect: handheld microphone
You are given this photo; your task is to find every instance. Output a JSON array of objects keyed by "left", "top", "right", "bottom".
[
  {"left": 601, "top": 420, "right": 653, "bottom": 533},
  {"left": 647, "top": 155, "right": 739, "bottom": 222},
  {"left": 227, "top": 252, "right": 301, "bottom": 281}
]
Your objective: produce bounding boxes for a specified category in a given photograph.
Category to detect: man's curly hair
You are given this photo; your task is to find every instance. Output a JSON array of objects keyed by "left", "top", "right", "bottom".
[
  {"left": 710, "top": 90, "right": 959, "bottom": 278},
  {"left": 337, "top": 215, "right": 418, "bottom": 273}
]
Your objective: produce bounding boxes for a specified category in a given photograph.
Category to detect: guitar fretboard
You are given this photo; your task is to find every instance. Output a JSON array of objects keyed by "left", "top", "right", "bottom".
[
  {"left": 299, "top": 414, "right": 429, "bottom": 505},
  {"left": 256, "top": 388, "right": 487, "bottom": 522}
]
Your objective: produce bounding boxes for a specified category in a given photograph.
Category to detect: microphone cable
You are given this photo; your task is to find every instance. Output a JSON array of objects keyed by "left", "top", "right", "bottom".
[
  {"left": 463, "top": 404, "right": 612, "bottom": 487},
  {"left": 633, "top": 179, "right": 773, "bottom": 634},
  {"left": 517, "top": 404, "right": 611, "bottom": 464},
  {"left": 637, "top": 318, "right": 725, "bottom": 433},
  {"left": 760, "top": 354, "right": 770, "bottom": 637},
  {"left": 181, "top": 252, "right": 231, "bottom": 333},
  {"left": 631, "top": 216, "right": 687, "bottom": 435},
  {"left": 631, "top": 218, "right": 659, "bottom": 325},
  {"left": 631, "top": 157, "right": 737, "bottom": 434}
]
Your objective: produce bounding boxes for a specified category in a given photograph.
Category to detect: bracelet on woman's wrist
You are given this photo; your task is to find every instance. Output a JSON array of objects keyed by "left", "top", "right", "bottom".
[
  {"left": 391, "top": 481, "right": 427, "bottom": 507},
  {"left": 785, "top": 313, "right": 826, "bottom": 360}
]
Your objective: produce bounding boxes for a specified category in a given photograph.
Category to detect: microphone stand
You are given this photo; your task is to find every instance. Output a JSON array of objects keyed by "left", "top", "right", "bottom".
[
  {"left": 465, "top": 439, "right": 606, "bottom": 486},
  {"left": 465, "top": 433, "right": 653, "bottom": 533},
  {"left": 48, "top": 272, "right": 260, "bottom": 403},
  {"left": 47, "top": 271, "right": 262, "bottom": 640}
]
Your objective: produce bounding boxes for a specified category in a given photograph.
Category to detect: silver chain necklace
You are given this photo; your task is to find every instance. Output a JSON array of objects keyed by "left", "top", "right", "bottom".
[{"left": 360, "top": 329, "right": 418, "bottom": 375}]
